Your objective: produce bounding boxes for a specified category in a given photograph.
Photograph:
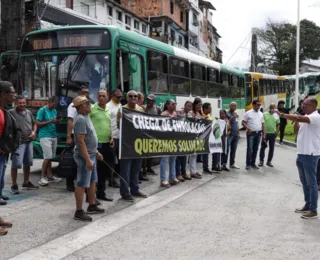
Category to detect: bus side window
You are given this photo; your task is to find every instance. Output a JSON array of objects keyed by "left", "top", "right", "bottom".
[
  {"left": 190, "top": 63, "right": 206, "bottom": 97},
  {"left": 147, "top": 51, "right": 168, "bottom": 94},
  {"left": 170, "top": 57, "right": 189, "bottom": 96},
  {"left": 129, "top": 54, "right": 144, "bottom": 94}
]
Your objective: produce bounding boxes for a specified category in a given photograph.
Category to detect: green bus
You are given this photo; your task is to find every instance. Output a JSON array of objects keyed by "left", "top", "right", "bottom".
[{"left": 18, "top": 25, "right": 250, "bottom": 158}]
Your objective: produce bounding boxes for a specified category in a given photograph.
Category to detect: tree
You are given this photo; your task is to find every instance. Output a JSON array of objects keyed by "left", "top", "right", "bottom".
[{"left": 257, "top": 19, "right": 320, "bottom": 75}]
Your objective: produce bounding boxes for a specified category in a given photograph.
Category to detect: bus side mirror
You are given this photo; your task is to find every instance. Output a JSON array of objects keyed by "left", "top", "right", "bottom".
[{"left": 129, "top": 55, "right": 137, "bottom": 73}]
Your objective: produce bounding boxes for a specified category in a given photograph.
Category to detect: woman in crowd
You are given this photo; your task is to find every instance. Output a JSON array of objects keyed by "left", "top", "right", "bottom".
[
  {"left": 160, "top": 99, "right": 180, "bottom": 188},
  {"left": 187, "top": 98, "right": 203, "bottom": 179},
  {"left": 176, "top": 100, "right": 193, "bottom": 181}
]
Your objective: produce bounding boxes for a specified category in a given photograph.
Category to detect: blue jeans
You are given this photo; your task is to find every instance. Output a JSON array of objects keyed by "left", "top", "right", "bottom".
[
  {"left": 74, "top": 154, "right": 98, "bottom": 188},
  {"left": 212, "top": 153, "right": 221, "bottom": 167},
  {"left": 160, "top": 156, "right": 176, "bottom": 182},
  {"left": 203, "top": 154, "right": 209, "bottom": 169},
  {"left": 176, "top": 156, "right": 187, "bottom": 176},
  {"left": 296, "top": 154, "right": 320, "bottom": 213},
  {"left": 229, "top": 135, "right": 239, "bottom": 166},
  {"left": 120, "top": 159, "right": 142, "bottom": 196},
  {"left": 259, "top": 133, "right": 276, "bottom": 162},
  {"left": 0, "top": 154, "right": 7, "bottom": 193},
  {"left": 246, "top": 132, "right": 262, "bottom": 167}
]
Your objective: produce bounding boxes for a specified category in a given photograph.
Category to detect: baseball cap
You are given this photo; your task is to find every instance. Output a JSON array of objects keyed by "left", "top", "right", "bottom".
[
  {"left": 72, "top": 95, "right": 90, "bottom": 107},
  {"left": 147, "top": 94, "right": 156, "bottom": 101}
]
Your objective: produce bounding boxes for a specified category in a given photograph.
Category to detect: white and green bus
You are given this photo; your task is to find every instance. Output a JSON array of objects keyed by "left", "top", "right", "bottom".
[{"left": 18, "top": 25, "right": 250, "bottom": 158}]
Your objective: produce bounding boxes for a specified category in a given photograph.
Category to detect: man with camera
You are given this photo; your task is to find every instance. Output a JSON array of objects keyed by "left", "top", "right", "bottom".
[{"left": 258, "top": 103, "right": 280, "bottom": 167}]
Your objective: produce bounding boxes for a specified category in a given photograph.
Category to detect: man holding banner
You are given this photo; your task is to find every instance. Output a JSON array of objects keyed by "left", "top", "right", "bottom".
[{"left": 118, "top": 90, "right": 147, "bottom": 202}]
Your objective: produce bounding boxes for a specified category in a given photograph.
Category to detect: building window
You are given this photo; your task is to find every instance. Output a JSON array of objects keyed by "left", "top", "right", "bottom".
[
  {"left": 108, "top": 6, "right": 113, "bottom": 16},
  {"left": 142, "top": 24, "right": 147, "bottom": 33},
  {"left": 170, "top": 29, "right": 175, "bottom": 45},
  {"left": 170, "top": 0, "right": 174, "bottom": 14},
  {"left": 178, "top": 35, "right": 182, "bottom": 45},
  {"left": 125, "top": 15, "right": 131, "bottom": 26},
  {"left": 192, "top": 12, "right": 198, "bottom": 26},
  {"left": 134, "top": 20, "right": 140, "bottom": 30},
  {"left": 117, "top": 11, "right": 122, "bottom": 21},
  {"left": 80, "top": 2, "right": 89, "bottom": 16},
  {"left": 180, "top": 11, "right": 183, "bottom": 23}
]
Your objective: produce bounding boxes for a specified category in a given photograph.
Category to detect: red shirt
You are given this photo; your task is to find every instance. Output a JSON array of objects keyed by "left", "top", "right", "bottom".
[{"left": 0, "top": 109, "right": 4, "bottom": 137}]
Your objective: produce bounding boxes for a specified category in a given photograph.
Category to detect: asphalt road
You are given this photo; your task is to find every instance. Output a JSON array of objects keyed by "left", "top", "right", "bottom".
[{"left": 1, "top": 139, "right": 320, "bottom": 260}]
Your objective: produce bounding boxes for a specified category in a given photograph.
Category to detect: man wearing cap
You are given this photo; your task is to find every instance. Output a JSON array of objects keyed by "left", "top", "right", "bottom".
[
  {"left": 141, "top": 94, "right": 161, "bottom": 178},
  {"left": 72, "top": 96, "right": 105, "bottom": 221},
  {"left": 66, "top": 86, "right": 90, "bottom": 192}
]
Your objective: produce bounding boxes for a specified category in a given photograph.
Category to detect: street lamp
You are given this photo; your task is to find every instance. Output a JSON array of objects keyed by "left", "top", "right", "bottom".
[{"left": 295, "top": 0, "right": 300, "bottom": 108}]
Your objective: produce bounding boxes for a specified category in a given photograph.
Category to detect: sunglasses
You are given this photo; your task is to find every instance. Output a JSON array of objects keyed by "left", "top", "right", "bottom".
[
  {"left": 129, "top": 95, "right": 138, "bottom": 98},
  {"left": 115, "top": 96, "right": 123, "bottom": 99}
]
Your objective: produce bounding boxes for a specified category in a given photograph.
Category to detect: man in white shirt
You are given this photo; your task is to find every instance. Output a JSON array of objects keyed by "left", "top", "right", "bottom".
[
  {"left": 106, "top": 89, "right": 123, "bottom": 188},
  {"left": 66, "top": 86, "right": 90, "bottom": 191},
  {"left": 274, "top": 98, "right": 320, "bottom": 219},
  {"left": 242, "top": 99, "right": 265, "bottom": 170}
]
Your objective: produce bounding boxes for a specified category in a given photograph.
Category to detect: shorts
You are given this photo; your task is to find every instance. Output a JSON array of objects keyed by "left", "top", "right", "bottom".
[
  {"left": 74, "top": 154, "right": 98, "bottom": 188},
  {"left": 11, "top": 142, "right": 33, "bottom": 169},
  {"left": 40, "top": 138, "right": 57, "bottom": 160}
]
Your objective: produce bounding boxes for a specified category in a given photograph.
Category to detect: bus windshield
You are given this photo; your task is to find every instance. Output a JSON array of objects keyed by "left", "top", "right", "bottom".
[{"left": 21, "top": 53, "right": 110, "bottom": 102}]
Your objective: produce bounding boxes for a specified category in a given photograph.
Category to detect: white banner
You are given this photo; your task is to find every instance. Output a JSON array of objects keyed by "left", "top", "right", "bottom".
[{"left": 209, "top": 119, "right": 226, "bottom": 153}]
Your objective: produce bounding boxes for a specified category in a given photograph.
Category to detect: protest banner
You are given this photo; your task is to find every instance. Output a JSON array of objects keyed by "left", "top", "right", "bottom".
[
  {"left": 119, "top": 108, "right": 212, "bottom": 159},
  {"left": 209, "top": 118, "right": 226, "bottom": 154}
]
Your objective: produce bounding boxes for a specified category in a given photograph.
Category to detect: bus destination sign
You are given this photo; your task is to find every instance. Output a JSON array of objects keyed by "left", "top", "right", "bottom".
[{"left": 23, "top": 29, "right": 110, "bottom": 52}]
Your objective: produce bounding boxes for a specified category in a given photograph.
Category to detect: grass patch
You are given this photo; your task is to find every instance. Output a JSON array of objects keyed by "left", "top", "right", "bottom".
[
  {"left": 278, "top": 120, "right": 296, "bottom": 143},
  {"left": 316, "top": 93, "right": 320, "bottom": 108}
]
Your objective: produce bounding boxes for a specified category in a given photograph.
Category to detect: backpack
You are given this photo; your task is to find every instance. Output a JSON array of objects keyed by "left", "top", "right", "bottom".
[
  {"left": 0, "top": 109, "right": 21, "bottom": 154},
  {"left": 56, "top": 146, "right": 77, "bottom": 178}
]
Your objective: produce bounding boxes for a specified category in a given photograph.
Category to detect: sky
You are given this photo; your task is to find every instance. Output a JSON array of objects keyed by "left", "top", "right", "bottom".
[{"left": 211, "top": 0, "right": 320, "bottom": 68}]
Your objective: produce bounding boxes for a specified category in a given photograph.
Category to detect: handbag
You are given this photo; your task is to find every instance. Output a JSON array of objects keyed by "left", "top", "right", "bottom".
[{"left": 56, "top": 146, "right": 77, "bottom": 178}]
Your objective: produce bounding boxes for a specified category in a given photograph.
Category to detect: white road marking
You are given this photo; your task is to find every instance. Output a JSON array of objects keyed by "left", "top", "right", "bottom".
[{"left": 9, "top": 176, "right": 216, "bottom": 260}]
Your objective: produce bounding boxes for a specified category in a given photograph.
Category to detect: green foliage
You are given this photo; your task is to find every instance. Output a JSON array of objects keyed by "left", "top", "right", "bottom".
[
  {"left": 257, "top": 19, "right": 320, "bottom": 75},
  {"left": 277, "top": 120, "right": 296, "bottom": 143}
]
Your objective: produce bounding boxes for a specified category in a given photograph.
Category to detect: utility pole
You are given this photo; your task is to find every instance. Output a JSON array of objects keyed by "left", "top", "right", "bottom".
[
  {"left": 0, "top": 0, "right": 25, "bottom": 51},
  {"left": 295, "top": 0, "right": 300, "bottom": 108},
  {"left": 250, "top": 28, "right": 258, "bottom": 72}
]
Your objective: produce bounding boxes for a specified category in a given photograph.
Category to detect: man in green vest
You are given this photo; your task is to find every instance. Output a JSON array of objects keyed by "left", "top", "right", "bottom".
[{"left": 258, "top": 103, "right": 280, "bottom": 167}]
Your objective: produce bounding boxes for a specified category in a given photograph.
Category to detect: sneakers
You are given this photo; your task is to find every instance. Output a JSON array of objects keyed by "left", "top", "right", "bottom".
[
  {"left": 147, "top": 168, "right": 157, "bottom": 175},
  {"left": 301, "top": 211, "right": 318, "bottom": 219},
  {"left": 160, "top": 181, "right": 171, "bottom": 188},
  {"left": 74, "top": 209, "right": 92, "bottom": 222},
  {"left": 47, "top": 176, "right": 62, "bottom": 183},
  {"left": 22, "top": 182, "right": 39, "bottom": 190},
  {"left": 191, "top": 173, "right": 202, "bottom": 179},
  {"left": 132, "top": 191, "right": 148, "bottom": 198},
  {"left": 230, "top": 164, "right": 240, "bottom": 169},
  {"left": 258, "top": 161, "right": 263, "bottom": 167},
  {"left": 245, "top": 165, "right": 251, "bottom": 170},
  {"left": 87, "top": 204, "right": 105, "bottom": 214},
  {"left": 222, "top": 165, "right": 230, "bottom": 171},
  {"left": 169, "top": 178, "right": 180, "bottom": 185},
  {"left": 295, "top": 206, "right": 309, "bottom": 213},
  {"left": 0, "top": 199, "right": 7, "bottom": 206},
  {"left": 122, "top": 194, "right": 135, "bottom": 202},
  {"left": 182, "top": 174, "right": 192, "bottom": 180},
  {"left": 176, "top": 175, "right": 185, "bottom": 182},
  {"left": 11, "top": 184, "right": 19, "bottom": 194},
  {"left": 266, "top": 161, "right": 273, "bottom": 167},
  {"left": 251, "top": 164, "right": 259, "bottom": 169},
  {"left": 0, "top": 227, "right": 7, "bottom": 236},
  {"left": 39, "top": 178, "right": 48, "bottom": 186},
  {"left": 203, "top": 168, "right": 213, "bottom": 174}
]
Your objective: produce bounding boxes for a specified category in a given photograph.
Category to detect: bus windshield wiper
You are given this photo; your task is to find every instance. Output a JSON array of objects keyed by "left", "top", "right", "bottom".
[
  {"left": 66, "top": 51, "right": 86, "bottom": 85},
  {"left": 34, "top": 53, "right": 45, "bottom": 80}
]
